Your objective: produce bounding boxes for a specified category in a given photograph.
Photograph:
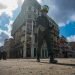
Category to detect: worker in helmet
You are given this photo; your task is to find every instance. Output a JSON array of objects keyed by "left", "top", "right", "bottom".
[{"left": 36, "top": 5, "right": 57, "bottom": 63}]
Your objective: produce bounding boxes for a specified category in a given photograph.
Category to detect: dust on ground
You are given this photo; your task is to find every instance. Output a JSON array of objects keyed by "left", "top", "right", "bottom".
[{"left": 0, "top": 58, "right": 75, "bottom": 75}]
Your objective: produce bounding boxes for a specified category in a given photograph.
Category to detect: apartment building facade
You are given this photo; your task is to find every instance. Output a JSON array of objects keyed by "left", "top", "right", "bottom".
[{"left": 11, "top": 0, "right": 59, "bottom": 58}]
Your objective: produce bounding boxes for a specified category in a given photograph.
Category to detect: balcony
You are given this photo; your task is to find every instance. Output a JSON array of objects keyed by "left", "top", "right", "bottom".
[{"left": 21, "top": 31, "right": 25, "bottom": 36}]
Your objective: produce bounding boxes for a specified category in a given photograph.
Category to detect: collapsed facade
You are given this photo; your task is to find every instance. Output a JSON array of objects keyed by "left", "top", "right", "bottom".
[{"left": 11, "top": 0, "right": 59, "bottom": 58}]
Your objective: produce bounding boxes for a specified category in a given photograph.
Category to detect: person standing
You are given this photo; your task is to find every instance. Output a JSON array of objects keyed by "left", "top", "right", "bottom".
[{"left": 36, "top": 5, "right": 57, "bottom": 63}]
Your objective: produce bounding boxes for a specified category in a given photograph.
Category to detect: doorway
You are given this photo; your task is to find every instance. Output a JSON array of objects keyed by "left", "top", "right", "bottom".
[{"left": 26, "top": 47, "right": 31, "bottom": 57}]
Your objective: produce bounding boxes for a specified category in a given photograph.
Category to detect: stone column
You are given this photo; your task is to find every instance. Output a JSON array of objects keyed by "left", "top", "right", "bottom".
[
  {"left": 23, "top": 21, "right": 27, "bottom": 58},
  {"left": 41, "top": 49, "right": 42, "bottom": 58},
  {"left": 23, "top": 43, "right": 26, "bottom": 58},
  {"left": 31, "top": 21, "right": 34, "bottom": 58}
]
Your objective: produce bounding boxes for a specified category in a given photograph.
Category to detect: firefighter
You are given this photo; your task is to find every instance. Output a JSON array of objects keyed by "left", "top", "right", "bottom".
[{"left": 36, "top": 5, "right": 57, "bottom": 63}]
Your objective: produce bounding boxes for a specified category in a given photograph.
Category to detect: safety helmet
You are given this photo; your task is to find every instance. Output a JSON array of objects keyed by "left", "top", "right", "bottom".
[{"left": 41, "top": 5, "right": 49, "bottom": 13}]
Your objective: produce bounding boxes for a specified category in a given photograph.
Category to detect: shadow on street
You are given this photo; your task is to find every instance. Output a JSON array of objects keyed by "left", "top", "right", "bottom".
[{"left": 40, "top": 61, "right": 75, "bottom": 67}]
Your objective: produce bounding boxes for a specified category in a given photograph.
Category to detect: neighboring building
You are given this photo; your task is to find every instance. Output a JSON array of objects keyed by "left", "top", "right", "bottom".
[
  {"left": 0, "top": 46, "right": 4, "bottom": 52},
  {"left": 58, "top": 36, "right": 72, "bottom": 58},
  {"left": 11, "top": 0, "right": 59, "bottom": 58},
  {"left": 4, "top": 38, "right": 14, "bottom": 58},
  {"left": 69, "top": 42, "right": 75, "bottom": 51},
  {"left": 68, "top": 42, "right": 75, "bottom": 57}
]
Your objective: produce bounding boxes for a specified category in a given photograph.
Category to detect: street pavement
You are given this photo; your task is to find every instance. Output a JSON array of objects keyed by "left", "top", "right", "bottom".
[{"left": 0, "top": 58, "right": 75, "bottom": 75}]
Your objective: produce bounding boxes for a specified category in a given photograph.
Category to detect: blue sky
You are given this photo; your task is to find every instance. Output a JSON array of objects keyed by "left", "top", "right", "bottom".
[
  {"left": 60, "top": 21, "right": 75, "bottom": 37},
  {"left": 0, "top": 0, "right": 75, "bottom": 46}
]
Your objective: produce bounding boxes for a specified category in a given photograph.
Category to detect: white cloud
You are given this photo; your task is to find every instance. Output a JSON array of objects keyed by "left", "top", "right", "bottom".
[
  {"left": 0, "top": 0, "right": 18, "bottom": 17},
  {"left": 70, "top": 14, "right": 75, "bottom": 21},
  {"left": 37, "top": 0, "right": 42, "bottom": 3},
  {"left": 0, "top": 22, "right": 13, "bottom": 46},
  {"left": 58, "top": 20, "right": 70, "bottom": 27},
  {"left": 0, "top": 29, "right": 2, "bottom": 34},
  {"left": 58, "top": 22, "right": 66, "bottom": 27},
  {"left": 67, "top": 35, "right": 75, "bottom": 42},
  {"left": 0, "top": 0, "right": 24, "bottom": 17},
  {"left": 0, "top": 20, "right": 13, "bottom": 38},
  {"left": 0, "top": 42, "right": 4, "bottom": 47},
  {"left": 4, "top": 20, "right": 13, "bottom": 38}
]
